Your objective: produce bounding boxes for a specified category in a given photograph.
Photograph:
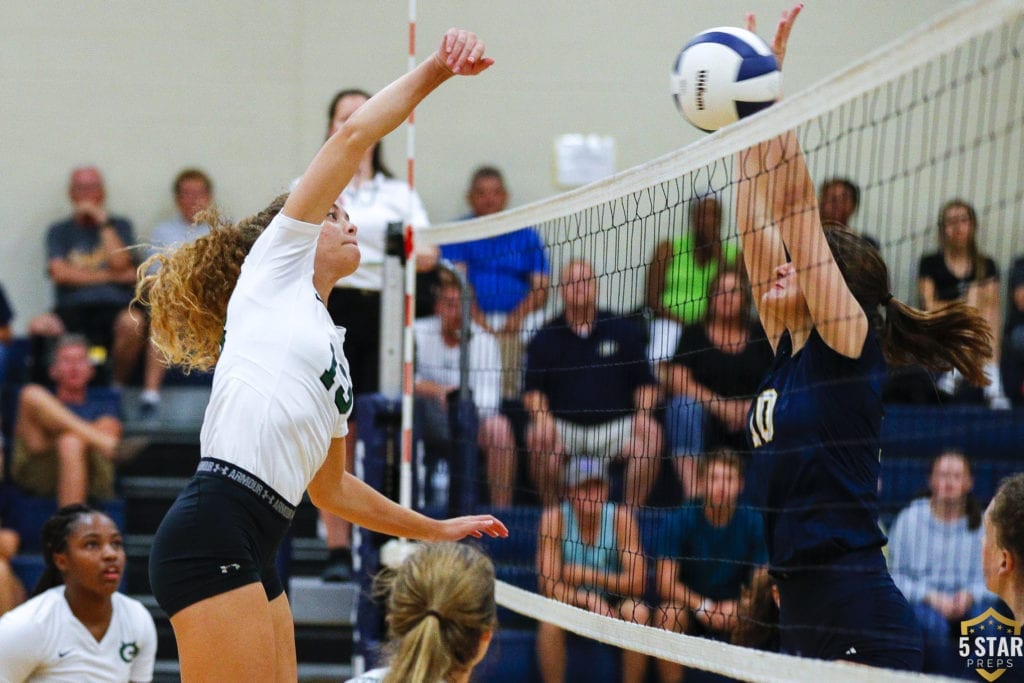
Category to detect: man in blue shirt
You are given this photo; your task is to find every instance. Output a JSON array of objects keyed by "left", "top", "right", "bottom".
[
  {"left": 442, "top": 166, "right": 550, "bottom": 333},
  {"left": 523, "top": 259, "right": 661, "bottom": 506},
  {"left": 442, "top": 167, "right": 550, "bottom": 398}
]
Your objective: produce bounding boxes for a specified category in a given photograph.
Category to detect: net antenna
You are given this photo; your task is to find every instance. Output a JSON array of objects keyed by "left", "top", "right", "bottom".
[{"left": 399, "top": 0, "right": 418, "bottom": 512}]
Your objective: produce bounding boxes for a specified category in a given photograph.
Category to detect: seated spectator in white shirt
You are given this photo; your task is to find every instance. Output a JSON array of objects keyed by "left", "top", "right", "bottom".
[{"left": 414, "top": 274, "right": 516, "bottom": 508}]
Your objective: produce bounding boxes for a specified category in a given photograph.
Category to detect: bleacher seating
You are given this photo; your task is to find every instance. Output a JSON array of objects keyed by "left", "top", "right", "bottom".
[{"left": 1, "top": 333, "right": 1021, "bottom": 681}]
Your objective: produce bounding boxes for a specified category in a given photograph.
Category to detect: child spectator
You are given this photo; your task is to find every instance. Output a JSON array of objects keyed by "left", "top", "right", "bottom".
[{"left": 653, "top": 449, "right": 768, "bottom": 683}]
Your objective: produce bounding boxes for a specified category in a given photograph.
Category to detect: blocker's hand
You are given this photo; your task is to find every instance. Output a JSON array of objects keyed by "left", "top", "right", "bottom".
[
  {"left": 745, "top": 3, "right": 803, "bottom": 70},
  {"left": 435, "top": 514, "right": 509, "bottom": 541},
  {"left": 434, "top": 28, "right": 494, "bottom": 76}
]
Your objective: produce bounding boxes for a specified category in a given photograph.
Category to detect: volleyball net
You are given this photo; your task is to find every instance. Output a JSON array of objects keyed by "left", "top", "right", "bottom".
[{"left": 411, "top": 1, "right": 1023, "bottom": 680}]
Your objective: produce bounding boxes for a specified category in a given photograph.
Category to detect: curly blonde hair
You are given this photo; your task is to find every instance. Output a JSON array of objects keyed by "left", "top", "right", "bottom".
[{"left": 135, "top": 194, "right": 288, "bottom": 372}]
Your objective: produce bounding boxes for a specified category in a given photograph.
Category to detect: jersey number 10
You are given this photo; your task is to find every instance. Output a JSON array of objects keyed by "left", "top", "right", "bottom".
[{"left": 749, "top": 389, "right": 778, "bottom": 448}]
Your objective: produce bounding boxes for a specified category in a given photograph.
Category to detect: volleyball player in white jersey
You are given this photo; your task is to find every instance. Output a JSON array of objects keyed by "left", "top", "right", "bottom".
[
  {"left": 137, "top": 29, "right": 505, "bottom": 681},
  {"left": 0, "top": 505, "right": 157, "bottom": 683}
]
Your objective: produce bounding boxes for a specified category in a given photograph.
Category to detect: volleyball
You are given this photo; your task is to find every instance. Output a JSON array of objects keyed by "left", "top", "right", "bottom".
[{"left": 670, "top": 26, "right": 781, "bottom": 132}]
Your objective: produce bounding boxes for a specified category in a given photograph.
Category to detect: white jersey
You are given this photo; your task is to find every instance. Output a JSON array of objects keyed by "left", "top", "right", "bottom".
[
  {"left": 414, "top": 317, "right": 503, "bottom": 417},
  {"left": 336, "top": 172, "right": 429, "bottom": 291},
  {"left": 0, "top": 586, "right": 157, "bottom": 683},
  {"left": 201, "top": 212, "right": 352, "bottom": 505}
]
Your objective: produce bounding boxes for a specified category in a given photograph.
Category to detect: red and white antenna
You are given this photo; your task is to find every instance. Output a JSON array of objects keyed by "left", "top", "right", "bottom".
[{"left": 398, "top": 0, "right": 417, "bottom": 512}]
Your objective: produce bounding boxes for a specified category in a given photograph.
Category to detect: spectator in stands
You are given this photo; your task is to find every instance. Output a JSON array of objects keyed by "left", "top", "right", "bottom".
[
  {"left": 28, "top": 167, "right": 146, "bottom": 387},
  {"left": 0, "top": 282, "right": 13, "bottom": 388},
  {"left": 346, "top": 542, "right": 496, "bottom": 683},
  {"left": 138, "top": 168, "right": 214, "bottom": 417},
  {"left": 10, "top": 335, "right": 144, "bottom": 507},
  {"left": 818, "top": 177, "right": 879, "bottom": 248},
  {"left": 441, "top": 166, "right": 550, "bottom": 396},
  {"left": 819, "top": 177, "right": 859, "bottom": 227},
  {"left": 660, "top": 267, "right": 772, "bottom": 499},
  {"left": 982, "top": 473, "right": 1024, "bottom": 620},
  {"left": 0, "top": 504, "right": 157, "bottom": 681},
  {"left": 653, "top": 449, "right": 768, "bottom": 683},
  {"left": 414, "top": 273, "right": 517, "bottom": 507},
  {"left": 645, "top": 193, "right": 738, "bottom": 362},
  {"left": 888, "top": 450, "right": 995, "bottom": 675},
  {"left": 524, "top": 259, "right": 662, "bottom": 506},
  {"left": 317, "top": 87, "right": 434, "bottom": 583},
  {"left": 918, "top": 199, "right": 1008, "bottom": 408},
  {"left": 444, "top": 166, "right": 550, "bottom": 334},
  {"left": 0, "top": 487, "right": 25, "bottom": 616},
  {"left": 536, "top": 456, "right": 649, "bottom": 683},
  {"left": 1001, "top": 254, "right": 1024, "bottom": 405}
]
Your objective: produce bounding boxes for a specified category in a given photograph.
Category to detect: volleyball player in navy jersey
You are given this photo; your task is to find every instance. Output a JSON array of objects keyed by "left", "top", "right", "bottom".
[
  {"left": 137, "top": 29, "right": 505, "bottom": 681},
  {"left": 738, "top": 6, "right": 993, "bottom": 669}
]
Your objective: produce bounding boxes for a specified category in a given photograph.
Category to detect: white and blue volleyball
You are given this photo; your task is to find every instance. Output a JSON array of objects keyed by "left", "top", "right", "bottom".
[{"left": 671, "top": 27, "right": 780, "bottom": 132}]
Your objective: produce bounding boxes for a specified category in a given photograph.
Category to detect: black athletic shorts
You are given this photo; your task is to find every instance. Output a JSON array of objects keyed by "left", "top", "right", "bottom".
[
  {"left": 775, "top": 549, "right": 924, "bottom": 670},
  {"left": 149, "top": 458, "right": 295, "bottom": 617}
]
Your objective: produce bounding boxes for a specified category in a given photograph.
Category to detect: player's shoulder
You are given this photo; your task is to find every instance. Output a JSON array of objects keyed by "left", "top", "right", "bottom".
[
  {"left": 0, "top": 587, "right": 62, "bottom": 633},
  {"left": 345, "top": 667, "right": 389, "bottom": 683},
  {"left": 112, "top": 591, "right": 156, "bottom": 626}
]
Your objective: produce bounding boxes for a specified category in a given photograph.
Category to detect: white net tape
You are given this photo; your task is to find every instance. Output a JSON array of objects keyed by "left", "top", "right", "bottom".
[{"left": 496, "top": 580, "right": 960, "bottom": 683}]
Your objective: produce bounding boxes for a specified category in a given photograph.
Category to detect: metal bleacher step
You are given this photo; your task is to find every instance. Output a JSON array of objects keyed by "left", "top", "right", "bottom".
[
  {"left": 289, "top": 576, "right": 358, "bottom": 626},
  {"left": 121, "top": 475, "right": 191, "bottom": 497},
  {"left": 121, "top": 386, "right": 211, "bottom": 441}
]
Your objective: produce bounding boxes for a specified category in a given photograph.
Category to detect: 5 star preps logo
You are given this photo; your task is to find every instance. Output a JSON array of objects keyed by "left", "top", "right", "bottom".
[{"left": 960, "top": 607, "right": 1023, "bottom": 681}]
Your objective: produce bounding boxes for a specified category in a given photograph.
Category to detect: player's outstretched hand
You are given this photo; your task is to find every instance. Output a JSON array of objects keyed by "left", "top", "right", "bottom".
[
  {"left": 745, "top": 3, "right": 803, "bottom": 71},
  {"left": 434, "top": 28, "right": 494, "bottom": 76},
  {"left": 436, "top": 514, "right": 509, "bottom": 541}
]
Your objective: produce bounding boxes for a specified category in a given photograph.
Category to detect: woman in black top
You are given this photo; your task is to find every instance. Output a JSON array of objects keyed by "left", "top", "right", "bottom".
[
  {"left": 918, "top": 199, "right": 1007, "bottom": 407},
  {"left": 661, "top": 267, "right": 772, "bottom": 499}
]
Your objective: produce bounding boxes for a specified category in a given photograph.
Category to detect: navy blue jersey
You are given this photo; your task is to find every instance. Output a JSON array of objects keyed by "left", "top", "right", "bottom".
[{"left": 747, "top": 328, "right": 888, "bottom": 571}]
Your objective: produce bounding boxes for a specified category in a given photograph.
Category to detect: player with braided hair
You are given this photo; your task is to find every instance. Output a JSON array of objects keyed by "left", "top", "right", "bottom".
[{"left": 0, "top": 504, "right": 157, "bottom": 681}]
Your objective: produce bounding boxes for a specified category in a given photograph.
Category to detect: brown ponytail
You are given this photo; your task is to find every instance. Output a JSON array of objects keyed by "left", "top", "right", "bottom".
[{"left": 823, "top": 225, "right": 992, "bottom": 386}]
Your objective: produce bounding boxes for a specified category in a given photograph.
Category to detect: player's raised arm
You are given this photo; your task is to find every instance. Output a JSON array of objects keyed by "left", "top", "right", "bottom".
[
  {"left": 285, "top": 28, "right": 492, "bottom": 225},
  {"left": 735, "top": 5, "right": 802, "bottom": 352}
]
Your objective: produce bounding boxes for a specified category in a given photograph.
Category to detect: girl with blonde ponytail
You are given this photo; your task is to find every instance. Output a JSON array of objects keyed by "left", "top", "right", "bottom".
[{"left": 348, "top": 542, "right": 496, "bottom": 683}]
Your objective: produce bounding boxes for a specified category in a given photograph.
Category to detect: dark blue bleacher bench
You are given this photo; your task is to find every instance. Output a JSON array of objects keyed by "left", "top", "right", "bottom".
[{"left": 879, "top": 405, "right": 1023, "bottom": 521}]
